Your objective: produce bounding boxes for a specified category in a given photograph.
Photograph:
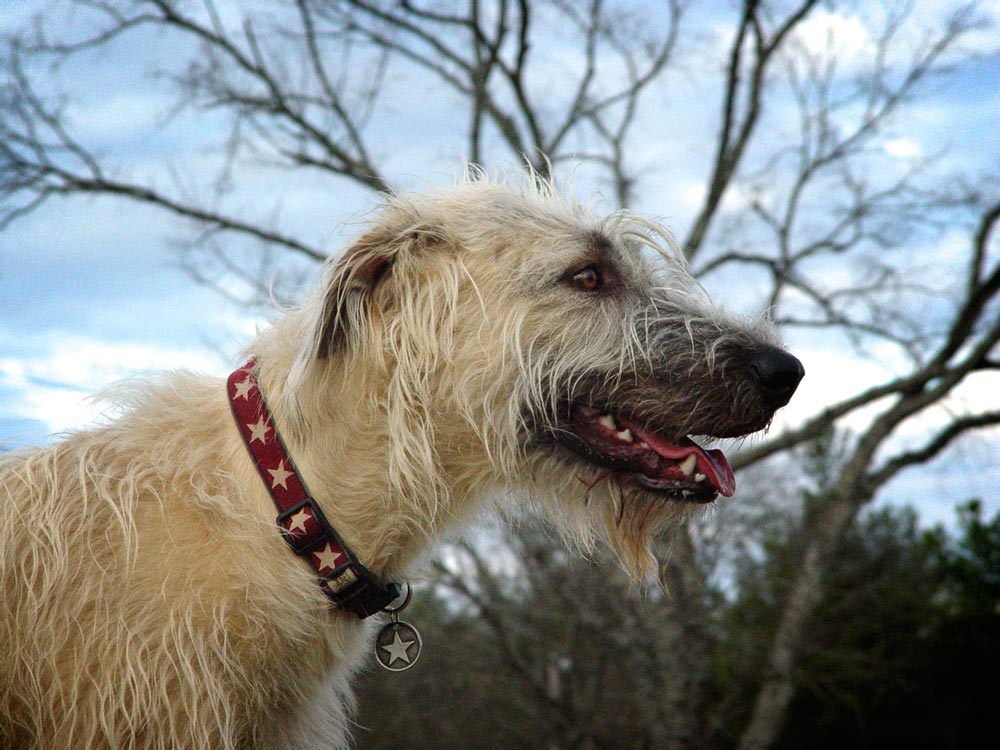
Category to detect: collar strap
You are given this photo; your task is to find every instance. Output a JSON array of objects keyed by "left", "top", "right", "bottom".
[{"left": 227, "top": 359, "right": 401, "bottom": 619}]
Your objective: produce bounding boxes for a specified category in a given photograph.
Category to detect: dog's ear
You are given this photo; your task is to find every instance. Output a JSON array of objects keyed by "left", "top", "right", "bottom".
[
  {"left": 315, "top": 222, "right": 444, "bottom": 357},
  {"left": 315, "top": 228, "right": 393, "bottom": 358}
]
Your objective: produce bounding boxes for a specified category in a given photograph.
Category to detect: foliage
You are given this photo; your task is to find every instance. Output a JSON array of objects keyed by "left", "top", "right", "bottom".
[{"left": 354, "top": 501, "right": 1000, "bottom": 749}]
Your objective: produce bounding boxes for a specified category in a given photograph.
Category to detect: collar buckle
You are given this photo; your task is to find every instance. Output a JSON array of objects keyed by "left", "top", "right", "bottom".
[{"left": 320, "top": 565, "right": 403, "bottom": 619}]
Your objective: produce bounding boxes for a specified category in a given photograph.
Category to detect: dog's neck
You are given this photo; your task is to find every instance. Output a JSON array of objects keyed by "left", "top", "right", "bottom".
[
  {"left": 228, "top": 360, "right": 403, "bottom": 617},
  {"left": 247, "top": 333, "right": 493, "bottom": 581}
]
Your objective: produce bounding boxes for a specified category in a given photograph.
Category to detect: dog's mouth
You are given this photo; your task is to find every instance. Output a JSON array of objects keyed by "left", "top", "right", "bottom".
[{"left": 552, "top": 404, "right": 735, "bottom": 503}]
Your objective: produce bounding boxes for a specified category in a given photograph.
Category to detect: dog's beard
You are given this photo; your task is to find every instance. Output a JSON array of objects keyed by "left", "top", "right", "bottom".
[{"left": 518, "top": 447, "right": 695, "bottom": 581}]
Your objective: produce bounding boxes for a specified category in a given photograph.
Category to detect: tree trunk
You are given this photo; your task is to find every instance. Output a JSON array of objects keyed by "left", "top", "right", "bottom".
[{"left": 737, "top": 490, "right": 863, "bottom": 750}]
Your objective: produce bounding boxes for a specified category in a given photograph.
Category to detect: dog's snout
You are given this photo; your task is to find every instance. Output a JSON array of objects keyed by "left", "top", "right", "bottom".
[{"left": 750, "top": 347, "right": 804, "bottom": 409}]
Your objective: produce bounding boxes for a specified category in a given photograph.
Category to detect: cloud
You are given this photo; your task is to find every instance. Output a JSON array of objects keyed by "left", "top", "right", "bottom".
[
  {"left": 0, "top": 333, "right": 229, "bottom": 438},
  {"left": 791, "top": 10, "right": 876, "bottom": 65},
  {"left": 770, "top": 344, "right": 898, "bottom": 433},
  {"left": 883, "top": 137, "right": 924, "bottom": 159},
  {"left": 876, "top": 437, "right": 1000, "bottom": 528}
]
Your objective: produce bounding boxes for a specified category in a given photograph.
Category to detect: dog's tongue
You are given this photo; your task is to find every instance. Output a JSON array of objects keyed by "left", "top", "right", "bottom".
[{"left": 625, "top": 423, "right": 736, "bottom": 497}]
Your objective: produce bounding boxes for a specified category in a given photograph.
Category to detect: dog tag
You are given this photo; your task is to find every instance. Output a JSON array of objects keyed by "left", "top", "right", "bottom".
[
  {"left": 375, "top": 584, "right": 421, "bottom": 672},
  {"left": 374, "top": 618, "right": 422, "bottom": 671}
]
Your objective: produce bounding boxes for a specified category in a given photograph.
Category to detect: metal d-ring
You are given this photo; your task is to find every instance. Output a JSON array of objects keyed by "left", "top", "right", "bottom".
[{"left": 382, "top": 582, "right": 412, "bottom": 616}]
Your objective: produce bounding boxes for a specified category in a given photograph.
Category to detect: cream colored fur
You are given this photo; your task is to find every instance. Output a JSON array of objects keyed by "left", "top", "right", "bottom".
[{"left": 0, "top": 171, "right": 771, "bottom": 748}]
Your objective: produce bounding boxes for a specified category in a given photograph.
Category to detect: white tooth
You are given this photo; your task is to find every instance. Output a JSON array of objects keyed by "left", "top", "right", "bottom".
[
  {"left": 679, "top": 455, "right": 697, "bottom": 477},
  {"left": 579, "top": 405, "right": 599, "bottom": 418},
  {"left": 637, "top": 440, "right": 650, "bottom": 449},
  {"left": 599, "top": 414, "right": 617, "bottom": 431},
  {"left": 694, "top": 473, "right": 706, "bottom": 483},
  {"left": 616, "top": 429, "right": 633, "bottom": 442}
]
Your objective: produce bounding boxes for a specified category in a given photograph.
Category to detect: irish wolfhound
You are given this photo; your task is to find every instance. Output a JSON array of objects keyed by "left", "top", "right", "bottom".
[{"left": 0, "top": 172, "right": 802, "bottom": 749}]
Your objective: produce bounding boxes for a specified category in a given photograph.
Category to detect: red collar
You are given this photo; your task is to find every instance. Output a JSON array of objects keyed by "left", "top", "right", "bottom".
[{"left": 227, "top": 360, "right": 400, "bottom": 618}]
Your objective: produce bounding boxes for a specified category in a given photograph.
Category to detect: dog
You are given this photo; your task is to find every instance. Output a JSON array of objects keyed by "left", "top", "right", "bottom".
[{"left": 0, "top": 171, "right": 802, "bottom": 748}]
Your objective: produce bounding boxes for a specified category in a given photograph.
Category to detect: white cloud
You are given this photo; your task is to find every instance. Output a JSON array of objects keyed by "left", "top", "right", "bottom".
[
  {"left": 791, "top": 11, "right": 876, "bottom": 64},
  {"left": 883, "top": 137, "right": 924, "bottom": 159},
  {"left": 767, "top": 340, "right": 1000, "bottom": 516},
  {"left": 674, "top": 180, "right": 708, "bottom": 218},
  {"left": 0, "top": 335, "right": 228, "bottom": 435},
  {"left": 771, "top": 345, "right": 899, "bottom": 435},
  {"left": 782, "top": 5, "right": 1000, "bottom": 80}
]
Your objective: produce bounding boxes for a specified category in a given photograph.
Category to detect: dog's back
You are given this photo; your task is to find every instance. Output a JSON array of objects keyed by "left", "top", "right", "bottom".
[{"left": 0, "top": 373, "right": 360, "bottom": 749}]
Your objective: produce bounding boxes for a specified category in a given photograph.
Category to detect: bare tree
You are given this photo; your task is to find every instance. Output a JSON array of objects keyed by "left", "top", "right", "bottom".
[
  {"left": 0, "top": 0, "right": 684, "bottom": 306},
  {"left": 733, "top": 195, "right": 1000, "bottom": 750},
  {"left": 425, "top": 523, "right": 720, "bottom": 750},
  {"left": 668, "top": 4, "right": 1000, "bottom": 745},
  {"left": 2, "top": 2, "right": 999, "bottom": 748}
]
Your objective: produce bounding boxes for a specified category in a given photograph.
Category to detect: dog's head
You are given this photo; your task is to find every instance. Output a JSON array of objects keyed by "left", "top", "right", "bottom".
[{"left": 294, "top": 174, "right": 803, "bottom": 577}]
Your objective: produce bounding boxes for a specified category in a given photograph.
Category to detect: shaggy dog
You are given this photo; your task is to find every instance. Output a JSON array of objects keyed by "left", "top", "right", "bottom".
[{"left": 0, "top": 173, "right": 802, "bottom": 749}]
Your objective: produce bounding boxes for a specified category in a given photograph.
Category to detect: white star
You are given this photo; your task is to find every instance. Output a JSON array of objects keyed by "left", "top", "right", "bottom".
[
  {"left": 268, "top": 460, "right": 294, "bottom": 490},
  {"left": 381, "top": 631, "right": 416, "bottom": 665},
  {"left": 286, "top": 508, "right": 312, "bottom": 533},
  {"left": 232, "top": 376, "right": 255, "bottom": 401},
  {"left": 313, "top": 543, "right": 345, "bottom": 572},
  {"left": 247, "top": 416, "right": 271, "bottom": 444}
]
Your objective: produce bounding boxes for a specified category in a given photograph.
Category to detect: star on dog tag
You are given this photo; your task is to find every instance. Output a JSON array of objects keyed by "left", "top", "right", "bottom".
[{"left": 375, "top": 620, "right": 422, "bottom": 671}]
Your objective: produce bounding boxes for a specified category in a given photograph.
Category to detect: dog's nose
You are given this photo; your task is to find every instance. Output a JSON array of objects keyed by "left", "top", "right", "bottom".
[{"left": 750, "top": 347, "right": 804, "bottom": 409}]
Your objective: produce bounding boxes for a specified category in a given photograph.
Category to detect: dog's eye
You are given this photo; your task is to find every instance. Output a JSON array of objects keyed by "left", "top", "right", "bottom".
[{"left": 572, "top": 267, "right": 603, "bottom": 292}]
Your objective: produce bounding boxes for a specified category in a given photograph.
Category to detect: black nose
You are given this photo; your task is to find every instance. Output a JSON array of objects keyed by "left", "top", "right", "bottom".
[{"left": 750, "top": 347, "right": 804, "bottom": 409}]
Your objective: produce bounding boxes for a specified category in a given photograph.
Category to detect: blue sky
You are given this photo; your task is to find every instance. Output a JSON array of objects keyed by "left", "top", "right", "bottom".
[{"left": 1, "top": 1, "right": 998, "bottom": 526}]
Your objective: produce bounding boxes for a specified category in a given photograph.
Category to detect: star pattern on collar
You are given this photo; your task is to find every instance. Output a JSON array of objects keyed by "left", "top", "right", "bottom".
[
  {"left": 313, "top": 542, "right": 346, "bottom": 572},
  {"left": 268, "top": 459, "right": 294, "bottom": 490},
  {"left": 247, "top": 416, "right": 271, "bottom": 444},
  {"left": 232, "top": 376, "right": 255, "bottom": 401},
  {"left": 285, "top": 507, "right": 313, "bottom": 534}
]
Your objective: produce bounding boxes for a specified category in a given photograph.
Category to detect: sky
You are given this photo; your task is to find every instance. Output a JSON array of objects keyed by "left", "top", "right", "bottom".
[{"left": 1, "top": 1, "right": 999, "bottom": 528}]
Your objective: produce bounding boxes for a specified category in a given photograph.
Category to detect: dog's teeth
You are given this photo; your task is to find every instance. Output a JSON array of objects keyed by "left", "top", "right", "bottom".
[
  {"left": 599, "top": 414, "right": 617, "bottom": 430},
  {"left": 579, "top": 405, "right": 600, "bottom": 418},
  {"left": 616, "top": 429, "right": 633, "bottom": 442},
  {"left": 637, "top": 440, "right": 650, "bottom": 449},
  {"left": 694, "top": 473, "right": 706, "bottom": 483},
  {"left": 678, "top": 454, "right": 697, "bottom": 476}
]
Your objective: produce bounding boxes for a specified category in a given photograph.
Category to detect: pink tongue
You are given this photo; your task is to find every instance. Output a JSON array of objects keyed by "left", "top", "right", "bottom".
[{"left": 625, "top": 423, "right": 736, "bottom": 497}]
